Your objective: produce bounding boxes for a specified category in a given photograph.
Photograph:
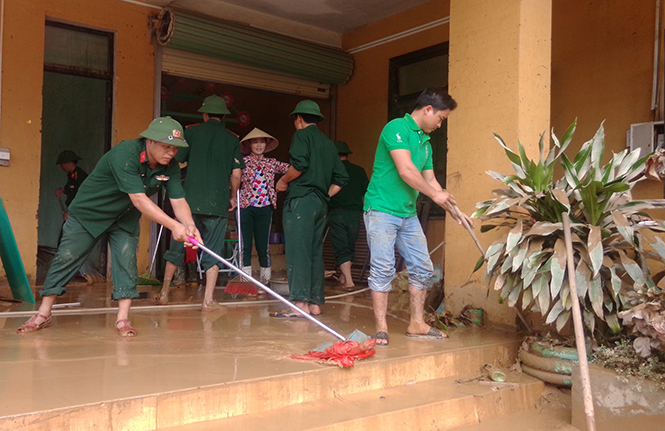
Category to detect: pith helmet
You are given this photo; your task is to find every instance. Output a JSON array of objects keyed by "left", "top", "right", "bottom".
[
  {"left": 55, "top": 150, "right": 82, "bottom": 165},
  {"left": 240, "top": 128, "right": 279, "bottom": 154},
  {"left": 335, "top": 141, "right": 352, "bottom": 155},
  {"left": 139, "top": 116, "right": 188, "bottom": 147},
  {"left": 198, "top": 95, "right": 231, "bottom": 115},
  {"left": 290, "top": 100, "right": 325, "bottom": 120}
]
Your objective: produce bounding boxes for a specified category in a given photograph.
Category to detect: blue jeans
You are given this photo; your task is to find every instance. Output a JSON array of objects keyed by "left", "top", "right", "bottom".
[{"left": 364, "top": 210, "right": 433, "bottom": 292}]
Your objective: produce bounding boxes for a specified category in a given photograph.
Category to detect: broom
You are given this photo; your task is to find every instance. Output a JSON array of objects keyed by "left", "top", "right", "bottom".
[
  {"left": 137, "top": 224, "right": 163, "bottom": 285},
  {"left": 224, "top": 190, "right": 259, "bottom": 295},
  {"left": 189, "top": 236, "right": 376, "bottom": 367}
]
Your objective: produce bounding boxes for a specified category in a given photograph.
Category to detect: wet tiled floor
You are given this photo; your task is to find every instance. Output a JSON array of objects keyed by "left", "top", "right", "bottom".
[{"left": 0, "top": 282, "right": 521, "bottom": 418}]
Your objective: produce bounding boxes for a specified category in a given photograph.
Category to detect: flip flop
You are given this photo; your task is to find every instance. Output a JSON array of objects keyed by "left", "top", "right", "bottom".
[
  {"left": 372, "top": 331, "right": 389, "bottom": 346},
  {"left": 270, "top": 310, "right": 306, "bottom": 319},
  {"left": 405, "top": 327, "right": 448, "bottom": 339}
]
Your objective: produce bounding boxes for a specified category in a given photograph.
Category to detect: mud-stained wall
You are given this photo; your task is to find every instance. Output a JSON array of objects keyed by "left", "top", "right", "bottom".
[
  {"left": 338, "top": 0, "right": 451, "bottom": 264},
  {"left": 0, "top": 0, "right": 155, "bottom": 289}
]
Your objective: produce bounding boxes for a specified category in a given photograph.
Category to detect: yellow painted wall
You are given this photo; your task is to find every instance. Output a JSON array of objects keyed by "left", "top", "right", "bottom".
[
  {"left": 552, "top": 0, "right": 661, "bottom": 202},
  {"left": 445, "top": 0, "right": 552, "bottom": 327},
  {"left": 0, "top": 0, "right": 155, "bottom": 288},
  {"left": 338, "top": 0, "right": 451, "bottom": 261}
]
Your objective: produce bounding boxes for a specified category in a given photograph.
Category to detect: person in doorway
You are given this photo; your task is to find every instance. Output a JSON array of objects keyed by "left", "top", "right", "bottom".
[
  {"left": 17, "top": 116, "right": 202, "bottom": 337},
  {"left": 54, "top": 150, "right": 88, "bottom": 221},
  {"left": 363, "top": 88, "right": 473, "bottom": 346},
  {"left": 328, "top": 141, "right": 369, "bottom": 291},
  {"left": 238, "top": 128, "right": 290, "bottom": 286},
  {"left": 158, "top": 95, "right": 244, "bottom": 311},
  {"left": 272, "top": 100, "right": 348, "bottom": 317}
]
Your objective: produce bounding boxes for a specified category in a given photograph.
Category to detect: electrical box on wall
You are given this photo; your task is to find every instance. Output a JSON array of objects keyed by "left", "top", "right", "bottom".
[
  {"left": 627, "top": 121, "right": 665, "bottom": 155},
  {"left": 0, "top": 148, "right": 9, "bottom": 167}
]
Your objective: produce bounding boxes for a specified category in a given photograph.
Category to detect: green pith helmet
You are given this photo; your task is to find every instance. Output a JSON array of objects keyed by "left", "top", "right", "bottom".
[
  {"left": 290, "top": 100, "right": 325, "bottom": 120},
  {"left": 55, "top": 150, "right": 82, "bottom": 165},
  {"left": 335, "top": 141, "right": 352, "bottom": 155},
  {"left": 198, "top": 95, "right": 231, "bottom": 115},
  {"left": 139, "top": 116, "right": 188, "bottom": 147}
]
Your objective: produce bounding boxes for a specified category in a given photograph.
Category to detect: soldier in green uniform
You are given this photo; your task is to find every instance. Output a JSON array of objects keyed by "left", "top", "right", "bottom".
[
  {"left": 54, "top": 150, "right": 88, "bottom": 221},
  {"left": 328, "top": 141, "right": 369, "bottom": 291},
  {"left": 272, "top": 100, "right": 348, "bottom": 318},
  {"left": 17, "top": 117, "right": 202, "bottom": 337},
  {"left": 158, "top": 95, "right": 244, "bottom": 311}
]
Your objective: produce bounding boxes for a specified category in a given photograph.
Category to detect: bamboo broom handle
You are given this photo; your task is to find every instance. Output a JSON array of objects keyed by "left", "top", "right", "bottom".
[{"left": 562, "top": 213, "right": 596, "bottom": 431}]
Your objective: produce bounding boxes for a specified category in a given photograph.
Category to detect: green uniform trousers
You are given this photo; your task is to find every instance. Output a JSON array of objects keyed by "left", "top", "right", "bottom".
[
  {"left": 40, "top": 214, "right": 140, "bottom": 300},
  {"left": 283, "top": 193, "right": 327, "bottom": 305},
  {"left": 328, "top": 208, "right": 362, "bottom": 267},
  {"left": 164, "top": 214, "right": 227, "bottom": 271},
  {"left": 240, "top": 205, "right": 272, "bottom": 267}
]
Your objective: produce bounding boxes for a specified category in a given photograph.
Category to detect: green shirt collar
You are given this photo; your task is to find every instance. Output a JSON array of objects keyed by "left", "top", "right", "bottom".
[{"left": 404, "top": 113, "right": 423, "bottom": 133}]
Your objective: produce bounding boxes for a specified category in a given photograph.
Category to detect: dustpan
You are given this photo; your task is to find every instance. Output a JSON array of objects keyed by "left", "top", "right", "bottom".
[{"left": 188, "top": 237, "right": 376, "bottom": 367}]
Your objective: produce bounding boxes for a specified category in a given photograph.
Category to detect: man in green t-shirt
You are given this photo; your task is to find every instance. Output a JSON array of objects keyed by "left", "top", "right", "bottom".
[
  {"left": 159, "top": 95, "right": 244, "bottom": 311},
  {"left": 273, "top": 100, "right": 348, "bottom": 317},
  {"left": 363, "top": 88, "right": 473, "bottom": 346},
  {"left": 17, "top": 117, "right": 202, "bottom": 337},
  {"left": 328, "top": 141, "right": 369, "bottom": 291}
]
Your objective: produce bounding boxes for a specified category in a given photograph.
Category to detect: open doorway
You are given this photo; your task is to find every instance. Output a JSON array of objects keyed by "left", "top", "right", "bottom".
[
  {"left": 37, "top": 21, "right": 113, "bottom": 283},
  {"left": 152, "top": 73, "right": 332, "bottom": 280}
]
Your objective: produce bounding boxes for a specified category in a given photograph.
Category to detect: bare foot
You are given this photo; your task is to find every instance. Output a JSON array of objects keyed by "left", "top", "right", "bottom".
[
  {"left": 406, "top": 324, "right": 447, "bottom": 338},
  {"left": 309, "top": 304, "right": 322, "bottom": 316}
]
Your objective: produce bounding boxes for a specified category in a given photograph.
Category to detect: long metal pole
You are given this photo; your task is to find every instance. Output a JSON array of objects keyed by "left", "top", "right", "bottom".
[
  {"left": 188, "top": 236, "right": 346, "bottom": 341},
  {"left": 562, "top": 213, "right": 596, "bottom": 431}
]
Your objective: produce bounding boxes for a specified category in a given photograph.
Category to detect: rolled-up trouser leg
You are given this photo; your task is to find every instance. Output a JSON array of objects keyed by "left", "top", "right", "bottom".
[
  {"left": 40, "top": 215, "right": 100, "bottom": 297},
  {"left": 107, "top": 223, "right": 141, "bottom": 300}
]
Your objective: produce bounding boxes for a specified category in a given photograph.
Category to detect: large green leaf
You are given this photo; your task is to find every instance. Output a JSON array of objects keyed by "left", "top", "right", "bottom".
[
  {"left": 556, "top": 310, "right": 571, "bottom": 333},
  {"left": 611, "top": 210, "right": 634, "bottom": 246},
  {"left": 575, "top": 262, "right": 591, "bottom": 298},
  {"left": 605, "top": 313, "right": 621, "bottom": 333},
  {"left": 537, "top": 275, "right": 551, "bottom": 315}
]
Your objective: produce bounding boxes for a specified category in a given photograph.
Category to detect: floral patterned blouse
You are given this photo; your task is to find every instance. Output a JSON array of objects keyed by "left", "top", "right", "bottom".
[{"left": 240, "top": 154, "right": 290, "bottom": 209}]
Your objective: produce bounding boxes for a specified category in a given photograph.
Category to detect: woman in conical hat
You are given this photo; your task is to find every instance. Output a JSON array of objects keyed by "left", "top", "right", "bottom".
[{"left": 237, "top": 128, "right": 290, "bottom": 289}]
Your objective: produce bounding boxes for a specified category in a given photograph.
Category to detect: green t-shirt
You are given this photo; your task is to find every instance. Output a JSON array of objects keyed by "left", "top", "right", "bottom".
[
  {"left": 69, "top": 138, "right": 185, "bottom": 237},
  {"left": 329, "top": 160, "right": 369, "bottom": 211},
  {"left": 287, "top": 125, "right": 349, "bottom": 203},
  {"left": 363, "top": 113, "right": 433, "bottom": 217},
  {"left": 177, "top": 119, "right": 244, "bottom": 216}
]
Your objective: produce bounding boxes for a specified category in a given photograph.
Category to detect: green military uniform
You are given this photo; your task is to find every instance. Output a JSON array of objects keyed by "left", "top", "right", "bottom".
[
  {"left": 328, "top": 158, "right": 369, "bottom": 267},
  {"left": 41, "top": 138, "right": 185, "bottom": 300},
  {"left": 163, "top": 119, "right": 244, "bottom": 271},
  {"left": 283, "top": 125, "right": 348, "bottom": 305},
  {"left": 62, "top": 166, "right": 88, "bottom": 206}
]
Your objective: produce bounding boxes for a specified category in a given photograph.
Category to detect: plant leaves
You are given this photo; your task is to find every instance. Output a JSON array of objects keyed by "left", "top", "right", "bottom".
[
  {"left": 608, "top": 265, "right": 622, "bottom": 297},
  {"left": 551, "top": 188, "right": 570, "bottom": 210},
  {"left": 587, "top": 225, "right": 603, "bottom": 277},
  {"left": 538, "top": 274, "right": 551, "bottom": 315},
  {"left": 545, "top": 298, "right": 565, "bottom": 324},
  {"left": 549, "top": 238, "right": 567, "bottom": 298},
  {"left": 618, "top": 250, "right": 645, "bottom": 284},
  {"left": 472, "top": 255, "right": 485, "bottom": 273},
  {"left": 556, "top": 310, "right": 571, "bottom": 332},
  {"left": 494, "top": 273, "right": 506, "bottom": 291},
  {"left": 605, "top": 313, "right": 621, "bottom": 334},
  {"left": 506, "top": 219, "right": 523, "bottom": 254},
  {"left": 508, "top": 282, "right": 522, "bottom": 307},
  {"left": 575, "top": 262, "right": 591, "bottom": 298},
  {"left": 588, "top": 275, "right": 604, "bottom": 319},
  {"left": 525, "top": 222, "right": 561, "bottom": 237}
]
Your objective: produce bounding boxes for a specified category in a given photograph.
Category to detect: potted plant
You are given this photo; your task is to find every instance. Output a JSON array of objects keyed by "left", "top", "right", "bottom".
[{"left": 472, "top": 119, "right": 665, "bottom": 336}]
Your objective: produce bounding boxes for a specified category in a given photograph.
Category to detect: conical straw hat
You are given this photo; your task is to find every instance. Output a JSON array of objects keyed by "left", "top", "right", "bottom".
[{"left": 240, "top": 128, "right": 279, "bottom": 153}]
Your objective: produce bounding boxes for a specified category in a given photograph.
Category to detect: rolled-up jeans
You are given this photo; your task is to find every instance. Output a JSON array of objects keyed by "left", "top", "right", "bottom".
[{"left": 364, "top": 209, "right": 433, "bottom": 292}]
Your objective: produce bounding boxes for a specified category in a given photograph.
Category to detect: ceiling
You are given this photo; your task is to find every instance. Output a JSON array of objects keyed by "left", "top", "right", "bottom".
[{"left": 141, "top": 0, "right": 434, "bottom": 34}]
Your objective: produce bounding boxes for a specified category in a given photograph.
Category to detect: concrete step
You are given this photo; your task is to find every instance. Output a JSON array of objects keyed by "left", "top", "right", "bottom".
[
  {"left": 157, "top": 372, "right": 545, "bottom": 431},
  {"left": 448, "top": 407, "right": 579, "bottom": 431},
  {"left": 2, "top": 332, "right": 523, "bottom": 431}
]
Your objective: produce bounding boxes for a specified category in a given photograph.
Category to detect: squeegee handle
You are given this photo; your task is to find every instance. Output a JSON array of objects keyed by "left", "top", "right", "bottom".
[{"left": 187, "top": 237, "right": 346, "bottom": 341}]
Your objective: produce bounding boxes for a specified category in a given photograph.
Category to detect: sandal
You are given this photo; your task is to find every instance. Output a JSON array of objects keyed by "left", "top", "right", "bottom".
[
  {"left": 372, "top": 331, "right": 389, "bottom": 346},
  {"left": 16, "top": 313, "right": 52, "bottom": 334},
  {"left": 270, "top": 310, "right": 305, "bottom": 318},
  {"left": 115, "top": 319, "right": 138, "bottom": 337}
]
